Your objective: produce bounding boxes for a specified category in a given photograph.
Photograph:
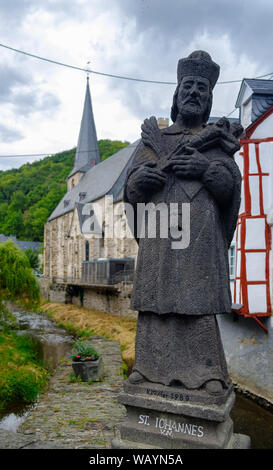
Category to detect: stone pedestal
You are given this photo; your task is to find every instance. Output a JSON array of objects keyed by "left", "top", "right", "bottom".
[{"left": 112, "top": 381, "right": 250, "bottom": 449}]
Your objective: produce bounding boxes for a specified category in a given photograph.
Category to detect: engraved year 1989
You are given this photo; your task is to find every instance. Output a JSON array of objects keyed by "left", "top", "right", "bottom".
[
  {"left": 170, "top": 392, "right": 190, "bottom": 401},
  {"left": 146, "top": 388, "right": 190, "bottom": 402}
]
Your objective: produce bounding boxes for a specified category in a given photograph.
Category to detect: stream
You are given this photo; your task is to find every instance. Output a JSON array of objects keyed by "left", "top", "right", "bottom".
[
  {"left": 0, "top": 309, "right": 273, "bottom": 448},
  {"left": 0, "top": 309, "right": 74, "bottom": 433}
]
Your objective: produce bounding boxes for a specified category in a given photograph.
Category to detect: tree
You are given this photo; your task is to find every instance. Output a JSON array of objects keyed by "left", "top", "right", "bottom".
[
  {"left": 2, "top": 210, "right": 24, "bottom": 238},
  {"left": 24, "top": 248, "right": 40, "bottom": 270},
  {"left": 0, "top": 240, "right": 40, "bottom": 322}
]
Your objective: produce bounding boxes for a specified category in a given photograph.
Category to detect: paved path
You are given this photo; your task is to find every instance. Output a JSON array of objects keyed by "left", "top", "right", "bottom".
[{"left": 0, "top": 336, "right": 126, "bottom": 449}]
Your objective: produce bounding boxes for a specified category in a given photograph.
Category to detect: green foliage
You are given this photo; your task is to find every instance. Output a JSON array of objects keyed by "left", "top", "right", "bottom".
[
  {"left": 24, "top": 248, "right": 40, "bottom": 270},
  {"left": 0, "top": 140, "right": 130, "bottom": 242},
  {"left": 68, "top": 372, "right": 82, "bottom": 384},
  {"left": 0, "top": 307, "right": 18, "bottom": 330},
  {"left": 71, "top": 340, "right": 99, "bottom": 362},
  {"left": 99, "top": 139, "right": 129, "bottom": 161},
  {"left": 0, "top": 330, "right": 48, "bottom": 409},
  {"left": 121, "top": 361, "right": 128, "bottom": 379},
  {"left": 0, "top": 240, "right": 40, "bottom": 316}
]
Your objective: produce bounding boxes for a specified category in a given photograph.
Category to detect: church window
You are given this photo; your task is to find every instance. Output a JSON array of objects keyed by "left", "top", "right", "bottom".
[{"left": 85, "top": 241, "right": 89, "bottom": 261}]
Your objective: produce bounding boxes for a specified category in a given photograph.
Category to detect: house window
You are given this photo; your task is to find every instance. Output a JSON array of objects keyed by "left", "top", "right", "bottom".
[
  {"left": 85, "top": 241, "right": 89, "bottom": 261},
  {"left": 229, "top": 244, "right": 236, "bottom": 280}
]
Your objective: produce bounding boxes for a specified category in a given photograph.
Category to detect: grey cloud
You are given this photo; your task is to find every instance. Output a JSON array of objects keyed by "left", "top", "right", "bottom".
[
  {"left": 0, "top": 65, "right": 60, "bottom": 116},
  {"left": 0, "top": 122, "right": 23, "bottom": 143},
  {"left": 0, "top": 0, "right": 34, "bottom": 21},
  {"left": 98, "top": 0, "right": 273, "bottom": 123},
  {"left": 12, "top": 89, "right": 60, "bottom": 116},
  {"left": 116, "top": 0, "right": 273, "bottom": 70},
  {"left": 0, "top": 0, "right": 81, "bottom": 26},
  {"left": 0, "top": 66, "right": 29, "bottom": 103}
]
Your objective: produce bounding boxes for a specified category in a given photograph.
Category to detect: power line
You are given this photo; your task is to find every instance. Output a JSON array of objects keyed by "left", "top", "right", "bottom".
[
  {"left": 226, "top": 108, "right": 238, "bottom": 117},
  {"left": 1, "top": 41, "right": 273, "bottom": 86},
  {"left": 0, "top": 42, "right": 176, "bottom": 85},
  {"left": 0, "top": 153, "right": 53, "bottom": 158},
  {"left": 0, "top": 145, "right": 139, "bottom": 158}
]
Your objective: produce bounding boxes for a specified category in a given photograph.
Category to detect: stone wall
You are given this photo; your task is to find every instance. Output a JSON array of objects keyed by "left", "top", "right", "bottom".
[
  {"left": 218, "top": 313, "right": 273, "bottom": 404},
  {"left": 82, "top": 284, "right": 137, "bottom": 318},
  {"left": 40, "top": 278, "right": 137, "bottom": 319}
]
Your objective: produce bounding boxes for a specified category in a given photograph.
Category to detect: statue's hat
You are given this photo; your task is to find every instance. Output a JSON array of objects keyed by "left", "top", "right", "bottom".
[{"left": 177, "top": 51, "right": 220, "bottom": 89}]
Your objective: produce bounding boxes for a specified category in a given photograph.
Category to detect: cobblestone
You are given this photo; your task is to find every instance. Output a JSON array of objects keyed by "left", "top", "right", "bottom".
[{"left": 0, "top": 336, "right": 126, "bottom": 449}]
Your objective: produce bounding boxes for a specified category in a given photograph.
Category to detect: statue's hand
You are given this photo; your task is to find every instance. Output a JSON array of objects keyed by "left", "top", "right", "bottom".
[
  {"left": 167, "top": 146, "right": 210, "bottom": 178},
  {"left": 130, "top": 161, "right": 167, "bottom": 191}
]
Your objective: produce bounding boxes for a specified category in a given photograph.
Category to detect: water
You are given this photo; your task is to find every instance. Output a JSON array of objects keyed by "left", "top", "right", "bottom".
[
  {"left": 0, "top": 309, "right": 74, "bottom": 432},
  {"left": 0, "top": 402, "right": 35, "bottom": 433},
  {"left": 231, "top": 393, "right": 273, "bottom": 449},
  {"left": 13, "top": 309, "right": 74, "bottom": 369}
]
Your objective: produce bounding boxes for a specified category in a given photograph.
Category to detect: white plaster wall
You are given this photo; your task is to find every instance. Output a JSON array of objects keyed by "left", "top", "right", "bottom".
[
  {"left": 245, "top": 218, "right": 266, "bottom": 250},
  {"left": 241, "top": 98, "right": 252, "bottom": 129},
  {"left": 251, "top": 112, "right": 273, "bottom": 140},
  {"left": 259, "top": 141, "right": 273, "bottom": 214}
]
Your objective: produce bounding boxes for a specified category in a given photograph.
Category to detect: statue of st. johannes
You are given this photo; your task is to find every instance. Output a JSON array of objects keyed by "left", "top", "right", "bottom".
[{"left": 124, "top": 51, "right": 242, "bottom": 396}]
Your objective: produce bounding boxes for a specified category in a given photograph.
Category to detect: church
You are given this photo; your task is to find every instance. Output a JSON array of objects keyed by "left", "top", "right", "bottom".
[{"left": 43, "top": 77, "right": 168, "bottom": 315}]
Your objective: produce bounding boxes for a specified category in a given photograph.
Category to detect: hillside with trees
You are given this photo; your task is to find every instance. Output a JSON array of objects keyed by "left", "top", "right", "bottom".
[{"left": 0, "top": 139, "right": 129, "bottom": 242}]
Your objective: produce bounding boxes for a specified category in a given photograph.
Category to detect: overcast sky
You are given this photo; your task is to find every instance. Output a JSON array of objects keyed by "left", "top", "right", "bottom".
[{"left": 0, "top": 0, "right": 272, "bottom": 170}]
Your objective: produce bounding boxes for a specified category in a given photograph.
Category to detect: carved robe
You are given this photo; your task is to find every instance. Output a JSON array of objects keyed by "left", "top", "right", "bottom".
[{"left": 124, "top": 122, "right": 241, "bottom": 388}]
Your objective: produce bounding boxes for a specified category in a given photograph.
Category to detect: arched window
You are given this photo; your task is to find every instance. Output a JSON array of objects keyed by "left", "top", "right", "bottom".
[{"left": 85, "top": 240, "right": 89, "bottom": 261}]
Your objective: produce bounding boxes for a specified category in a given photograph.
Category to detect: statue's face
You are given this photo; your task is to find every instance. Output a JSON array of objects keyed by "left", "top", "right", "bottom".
[{"left": 177, "top": 75, "right": 210, "bottom": 121}]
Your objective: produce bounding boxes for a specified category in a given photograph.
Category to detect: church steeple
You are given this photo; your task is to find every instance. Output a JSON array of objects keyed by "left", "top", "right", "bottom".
[{"left": 68, "top": 76, "right": 100, "bottom": 189}]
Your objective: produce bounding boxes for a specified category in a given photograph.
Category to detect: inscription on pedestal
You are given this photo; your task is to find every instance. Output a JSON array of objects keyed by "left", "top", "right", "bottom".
[
  {"left": 138, "top": 413, "right": 204, "bottom": 439},
  {"left": 146, "top": 387, "right": 190, "bottom": 402}
]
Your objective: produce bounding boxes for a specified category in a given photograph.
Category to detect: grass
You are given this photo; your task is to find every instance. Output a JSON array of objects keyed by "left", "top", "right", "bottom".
[
  {"left": 41, "top": 301, "right": 137, "bottom": 371},
  {"left": 0, "top": 329, "right": 49, "bottom": 411}
]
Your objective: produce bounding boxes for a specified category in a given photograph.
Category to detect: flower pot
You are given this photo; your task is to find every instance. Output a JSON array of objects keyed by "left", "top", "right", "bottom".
[{"left": 72, "top": 356, "right": 102, "bottom": 382}]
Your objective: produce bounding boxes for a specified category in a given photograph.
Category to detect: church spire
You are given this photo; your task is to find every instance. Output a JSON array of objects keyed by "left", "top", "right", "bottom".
[{"left": 68, "top": 76, "right": 100, "bottom": 182}]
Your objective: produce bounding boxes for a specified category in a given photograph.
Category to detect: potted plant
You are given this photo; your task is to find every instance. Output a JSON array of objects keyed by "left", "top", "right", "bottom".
[{"left": 71, "top": 341, "right": 102, "bottom": 382}]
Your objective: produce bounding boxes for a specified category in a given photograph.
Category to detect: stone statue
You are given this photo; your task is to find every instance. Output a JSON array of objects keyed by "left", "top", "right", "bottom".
[{"left": 124, "top": 51, "right": 243, "bottom": 397}]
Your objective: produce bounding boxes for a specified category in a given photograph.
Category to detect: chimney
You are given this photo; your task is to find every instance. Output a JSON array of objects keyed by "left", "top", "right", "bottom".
[{"left": 157, "top": 117, "right": 169, "bottom": 129}]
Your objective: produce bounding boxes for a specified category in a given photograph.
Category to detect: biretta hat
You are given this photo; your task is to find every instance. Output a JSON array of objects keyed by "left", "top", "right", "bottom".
[{"left": 177, "top": 50, "right": 220, "bottom": 89}]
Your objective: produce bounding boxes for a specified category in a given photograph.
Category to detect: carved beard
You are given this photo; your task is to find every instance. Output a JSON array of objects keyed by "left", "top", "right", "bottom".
[{"left": 178, "top": 95, "right": 209, "bottom": 122}]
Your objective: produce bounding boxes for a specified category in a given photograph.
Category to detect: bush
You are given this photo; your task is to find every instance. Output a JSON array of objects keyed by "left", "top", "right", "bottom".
[
  {"left": 0, "top": 240, "right": 40, "bottom": 318},
  {"left": 0, "top": 331, "right": 48, "bottom": 409}
]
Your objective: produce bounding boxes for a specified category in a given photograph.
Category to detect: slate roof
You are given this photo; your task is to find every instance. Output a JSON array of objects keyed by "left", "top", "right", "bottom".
[
  {"left": 208, "top": 117, "right": 239, "bottom": 124},
  {"left": 48, "top": 140, "right": 140, "bottom": 222},
  {"left": 0, "top": 234, "right": 42, "bottom": 251},
  {"left": 251, "top": 94, "right": 273, "bottom": 122},
  {"left": 235, "top": 78, "right": 273, "bottom": 124},
  {"left": 244, "top": 78, "right": 273, "bottom": 95},
  {"left": 68, "top": 77, "right": 100, "bottom": 179}
]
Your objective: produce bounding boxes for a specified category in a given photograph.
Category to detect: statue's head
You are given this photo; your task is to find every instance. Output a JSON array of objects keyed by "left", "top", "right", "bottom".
[{"left": 171, "top": 51, "right": 220, "bottom": 124}]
